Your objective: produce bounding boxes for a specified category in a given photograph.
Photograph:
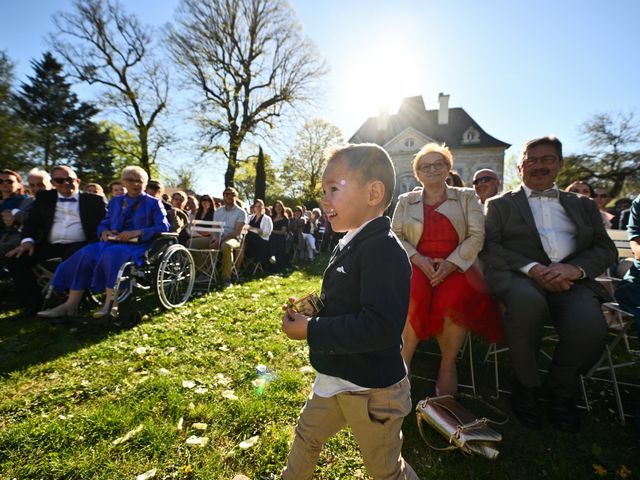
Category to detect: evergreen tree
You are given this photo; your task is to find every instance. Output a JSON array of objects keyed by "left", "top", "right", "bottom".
[
  {"left": 0, "top": 50, "right": 30, "bottom": 170},
  {"left": 15, "top": 51, "right": 114, "bottom": 180}
]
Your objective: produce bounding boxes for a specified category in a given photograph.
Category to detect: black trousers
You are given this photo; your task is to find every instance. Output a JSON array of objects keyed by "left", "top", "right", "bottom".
[
  {"left": 4, "top": 241, "right": 87, "bottom": 307},
  {"left": 495, "top": 275, "right": 607, "bottom": 396}
]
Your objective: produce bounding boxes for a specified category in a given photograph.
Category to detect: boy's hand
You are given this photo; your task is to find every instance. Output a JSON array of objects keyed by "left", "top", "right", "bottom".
[{"left": 282, "top": 308, "right": 309, "bottom": 340}]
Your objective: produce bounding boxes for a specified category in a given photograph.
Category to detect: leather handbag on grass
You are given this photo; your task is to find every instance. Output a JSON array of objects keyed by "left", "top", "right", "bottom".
[{"left": 416, "top": 394, "right": 508, "bottom": 460}]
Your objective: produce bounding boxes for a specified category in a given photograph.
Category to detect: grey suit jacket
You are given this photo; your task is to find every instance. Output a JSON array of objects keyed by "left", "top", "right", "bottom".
[{"left": 480, "top": 186, "right": 617, "bottom": 299}]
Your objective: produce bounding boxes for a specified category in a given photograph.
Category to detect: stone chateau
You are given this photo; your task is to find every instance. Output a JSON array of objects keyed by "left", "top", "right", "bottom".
[{"left": 349, "top": 93, "right": 510, "bottom": 198}]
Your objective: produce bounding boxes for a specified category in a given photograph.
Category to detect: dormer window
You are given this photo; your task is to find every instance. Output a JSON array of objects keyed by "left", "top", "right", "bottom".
[
  {"left": 404, "top": 138, "right": 415, "bottom": 148},
  {"left": 462, "top": 127, "right": 480, "bottom": 144}
]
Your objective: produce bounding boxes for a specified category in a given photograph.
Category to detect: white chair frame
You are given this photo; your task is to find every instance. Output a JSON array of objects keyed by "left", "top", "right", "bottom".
[{"left": 187, "top": 219, "right": 225, "bottom": 291}]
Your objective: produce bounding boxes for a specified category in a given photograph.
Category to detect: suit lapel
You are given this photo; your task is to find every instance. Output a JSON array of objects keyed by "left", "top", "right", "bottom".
[
  {"left": 512, "top": 187, "right": 538, "bottom": 235},
  {"left": 558, "top": 191, "right": 582, "bottom": 228}
]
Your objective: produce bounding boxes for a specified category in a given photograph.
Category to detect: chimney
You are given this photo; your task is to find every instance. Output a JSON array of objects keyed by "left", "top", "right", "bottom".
[
  {"left": 438, "top": 92, "right": 450, "bottom": 125},
  {"left": 378, "top": 105, "right": 389, "bottom": 131}
]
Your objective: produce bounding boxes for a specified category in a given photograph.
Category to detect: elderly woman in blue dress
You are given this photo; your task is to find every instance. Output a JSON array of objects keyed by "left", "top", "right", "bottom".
[{"left": 37, "top": 166, "right": 169, "bottom": 318}]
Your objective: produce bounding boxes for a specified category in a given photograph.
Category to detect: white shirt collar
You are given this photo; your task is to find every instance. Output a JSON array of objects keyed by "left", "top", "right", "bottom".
[
  {"left": 57, "top": 191, "right": 80, "bottom": 202},
  {"left": 337, "top": 217, "right": 377, "bottom": 250},
  {"left": 522, "top": 183, "right": 559, "bottom": 197}
]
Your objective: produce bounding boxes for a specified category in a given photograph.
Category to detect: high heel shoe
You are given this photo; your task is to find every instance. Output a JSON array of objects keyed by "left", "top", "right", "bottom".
[{"left": 37, "top": 305, "right": 77, "bottom": 319}]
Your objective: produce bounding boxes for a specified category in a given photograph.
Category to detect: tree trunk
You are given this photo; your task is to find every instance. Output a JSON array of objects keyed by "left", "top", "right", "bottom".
[
  {"left": 139, "top": 127, "right": 151, "bottom": 176},
  {"left": 225, "top": 140, "right": 238, "bottom": 188}
]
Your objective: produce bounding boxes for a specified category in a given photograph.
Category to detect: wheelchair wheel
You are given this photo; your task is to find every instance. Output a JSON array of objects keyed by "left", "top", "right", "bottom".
[{"left": 155, "top": 244, "right": 195, "bottom": 309}]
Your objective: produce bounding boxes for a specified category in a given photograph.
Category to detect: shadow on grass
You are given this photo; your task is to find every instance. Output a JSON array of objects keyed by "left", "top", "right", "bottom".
[{"left": 0, "top": 283, "right": 153, "bottom": 378}]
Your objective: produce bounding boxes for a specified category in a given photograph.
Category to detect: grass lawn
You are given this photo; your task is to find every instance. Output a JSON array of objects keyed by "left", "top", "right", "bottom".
[{"left": 0, "top": 256, "right": 638, "bottom": 479}]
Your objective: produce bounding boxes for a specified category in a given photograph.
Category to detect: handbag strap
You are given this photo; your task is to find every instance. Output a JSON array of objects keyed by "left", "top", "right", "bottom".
[
  {"left": 455, "top": 392, "right": 510, "bottom": 426},
  {"left": 415, "top": 409, "right": 461, "bottom": 453}
]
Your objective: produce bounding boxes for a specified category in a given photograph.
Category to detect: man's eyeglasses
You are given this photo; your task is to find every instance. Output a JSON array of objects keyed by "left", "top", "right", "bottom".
[
  {"left": 521, "top": 155, "right": 558, "bottom": 167},
  {"left": 417, "top": 161, "right": 447, "bottom": 173},
  {"left": 0, "top": 178, "right": 15, "bottom": 185},
  {"left": 52, "top": 177, "right": 76, "bottom": 185},
  {"left": 473, "top": 176, "right": 497, "bottom": 186}
]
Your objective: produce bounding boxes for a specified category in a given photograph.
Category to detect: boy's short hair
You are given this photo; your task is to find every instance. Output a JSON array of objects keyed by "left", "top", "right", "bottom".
[{"left": 326, "top": 143, "right": 396, "bottom": 208}]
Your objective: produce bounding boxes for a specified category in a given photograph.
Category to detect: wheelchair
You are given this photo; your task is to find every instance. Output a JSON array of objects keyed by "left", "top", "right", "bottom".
[
  {"left": 109, "top": 233, "right": 196, "bottom": 311},
  {"left": 40, "top": 234, "right": 195, "bottom": 316}
]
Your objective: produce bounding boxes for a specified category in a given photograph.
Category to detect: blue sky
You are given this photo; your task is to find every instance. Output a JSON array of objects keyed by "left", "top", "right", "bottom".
[{"left": 2, "top": 0, "right": 639, "bottom": 194}]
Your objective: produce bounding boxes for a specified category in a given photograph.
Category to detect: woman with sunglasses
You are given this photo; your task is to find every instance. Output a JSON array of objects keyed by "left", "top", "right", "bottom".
[
  {"left": 38, "top": 166, "right": 169, "bottom": 319},
  {"left": 392, "top": 143, "right": 502, "bottom": 395},
  {"left": 0, "top": 169, "right": 30, "bottom": 256}
]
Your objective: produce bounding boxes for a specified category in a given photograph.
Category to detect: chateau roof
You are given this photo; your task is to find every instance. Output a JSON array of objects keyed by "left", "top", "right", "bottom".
[{"left": 349, "top": 95, "right": 510, "bottom": 149}]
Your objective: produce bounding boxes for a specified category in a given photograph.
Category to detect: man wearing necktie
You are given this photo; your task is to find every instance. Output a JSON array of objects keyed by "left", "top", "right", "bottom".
[
  {"left": 5, "top": 165, "right": 106, "bottom": 315},
  {"left": 480, "top": 136, "right": 617, "bottom": 433}
]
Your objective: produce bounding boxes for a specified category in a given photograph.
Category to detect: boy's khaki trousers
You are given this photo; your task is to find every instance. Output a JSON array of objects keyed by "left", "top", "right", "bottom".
[{"left": 282, "top": 377, "right": 420, "bottom": 480}]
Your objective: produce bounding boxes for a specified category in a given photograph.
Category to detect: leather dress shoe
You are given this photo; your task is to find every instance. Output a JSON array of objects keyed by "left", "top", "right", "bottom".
[
  {"left": 547, "top": 391, "right": 580, "bottom": 433},
  {"left": 510, "top": 378, "right": 543, "bottom": 429}
]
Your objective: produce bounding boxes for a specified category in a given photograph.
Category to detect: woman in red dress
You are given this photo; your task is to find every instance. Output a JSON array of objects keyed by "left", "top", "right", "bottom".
[{"left": 392, "top": 143, "right": 502, "bottom": 395}]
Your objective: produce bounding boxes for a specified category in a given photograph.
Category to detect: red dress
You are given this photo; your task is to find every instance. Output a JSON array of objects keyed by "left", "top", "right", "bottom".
[{"left": 407, "top": 203, "right": 503, "bottom": 342}]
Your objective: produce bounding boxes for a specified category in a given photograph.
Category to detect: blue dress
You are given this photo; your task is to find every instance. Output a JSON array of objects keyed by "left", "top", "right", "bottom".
[{"left": 52, "top": 193, "right": 170, "bottom": 292}]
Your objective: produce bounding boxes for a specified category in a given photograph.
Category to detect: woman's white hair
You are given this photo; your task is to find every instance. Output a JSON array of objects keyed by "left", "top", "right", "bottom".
[{"left": 121, "top": 165, "right": 148, "bottom": 182}]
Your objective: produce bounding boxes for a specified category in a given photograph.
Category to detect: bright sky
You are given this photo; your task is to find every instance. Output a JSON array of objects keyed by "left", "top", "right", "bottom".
[{"left": 2, "top": 0, "right": 640, "bottom": 194}]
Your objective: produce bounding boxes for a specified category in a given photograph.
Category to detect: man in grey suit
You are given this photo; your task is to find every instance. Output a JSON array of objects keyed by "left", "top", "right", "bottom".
[{"left": 481, "top": 136, "right": 617, "bottom": 432}]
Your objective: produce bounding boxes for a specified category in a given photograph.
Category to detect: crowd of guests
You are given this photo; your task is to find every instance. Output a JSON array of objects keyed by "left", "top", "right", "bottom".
[{"left": 1, "top": 134, "right": 639, "bottom": 445}]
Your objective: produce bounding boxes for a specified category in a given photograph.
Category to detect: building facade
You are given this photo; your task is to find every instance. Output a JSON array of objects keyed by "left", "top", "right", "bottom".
[{"left": 349, "top": 94, "right": 510, "bottom": 199}]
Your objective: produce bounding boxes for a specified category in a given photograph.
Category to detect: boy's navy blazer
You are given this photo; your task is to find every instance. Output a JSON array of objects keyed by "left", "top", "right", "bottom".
[{"left": 307, "top": 216, "right": 411, "bottom": 389}]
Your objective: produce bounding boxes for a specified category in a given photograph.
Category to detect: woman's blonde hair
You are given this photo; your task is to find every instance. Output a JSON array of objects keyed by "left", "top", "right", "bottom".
[{"left": 412, "top": 143, "right": 454, "bottom": 177}]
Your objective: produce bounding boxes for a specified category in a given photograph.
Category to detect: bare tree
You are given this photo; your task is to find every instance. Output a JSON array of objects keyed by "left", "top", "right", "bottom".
[
  {"left": 280, "top": 118, "right": 343, "bottom": 201},
  {"left": 168, "top": 0, "right": 328, "bottom": 188},
  {"left": 558, "top": 111, "right": 640, "bottom": 196},
  {"left": 50, "top": 0, "right": 170, "bottom": 175}
]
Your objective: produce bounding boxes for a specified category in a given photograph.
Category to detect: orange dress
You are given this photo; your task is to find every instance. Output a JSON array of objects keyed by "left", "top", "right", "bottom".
[{"left": 407, "top": 203, "right": 503, "bottom": 342}]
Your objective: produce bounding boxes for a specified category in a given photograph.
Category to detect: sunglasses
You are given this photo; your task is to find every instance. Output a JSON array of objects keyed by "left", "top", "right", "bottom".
[
  {"left": 473, "top": 176, "right": 497, "bottom": 186},
  {"left": 52, "top": 177, "right": 76, "bottom": 185},
  {"left": 0, "top": 178, "right": 16, "bottom": 184}
]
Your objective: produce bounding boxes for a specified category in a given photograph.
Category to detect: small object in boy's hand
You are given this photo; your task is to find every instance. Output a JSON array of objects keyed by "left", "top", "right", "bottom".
[{"left": 288, "top": 292, "right": 324, "bottom": 317}]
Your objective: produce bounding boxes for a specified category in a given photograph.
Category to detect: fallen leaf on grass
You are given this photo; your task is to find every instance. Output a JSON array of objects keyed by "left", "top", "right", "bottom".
[
  {"left": 192, "top": 422, "right": 208, "bottom": 430},
  {"left": 267, "top": 351, "right": 274, "bottom": 360},
  {"left": 299, "top": 366, "right": 314, "bottom": 374},
  {"left": 222, "top": 390, "right": 238, "bottom": 400},
  {"left": 194, "top": 387, "right": 208, "bottom": 394},
  {"left": 251, "top": 379, "right": 265, "bottom": 388},
  {"left": 214, "top": 373, "right": 231, "bottom": 386},
  {"left": 182, "top": 380, "right": 196, "bottom": 389},
  {"left": 238, "top": 435, "right": 259, "bottom": 449},
  {"left": 218, "top": 345, "right": 230, "bottom": 352},
  {"left": 134, "top": 346, "right": 148, "bottom": 355},
  {"left": 186, "top": 435, "right": 209, "bottom": 447},
  {"left": 158, "top": 368, "right": 170, "bottom": 376},
  {"left": 177, "top": 417, "right": 184, "bottom": 430},
  {"left": 112, "top": 424, "right": 143, "bottom": 445},
  {"left": 136, "top": 468, "right": 157, "bottom": 480}
]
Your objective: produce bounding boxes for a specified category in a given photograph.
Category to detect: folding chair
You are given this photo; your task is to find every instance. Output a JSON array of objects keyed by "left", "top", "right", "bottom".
[
  {"left": 230, "top": 224, "right": 250, "bottom": 282},
  {"left": 187, "top": 220, "right": 225, "bottom": 291}
]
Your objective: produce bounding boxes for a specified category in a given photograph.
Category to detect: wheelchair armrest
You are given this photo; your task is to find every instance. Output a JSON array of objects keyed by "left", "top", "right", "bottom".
[{"left": 145, "top": 233, "right": 179, "bottom": 262}]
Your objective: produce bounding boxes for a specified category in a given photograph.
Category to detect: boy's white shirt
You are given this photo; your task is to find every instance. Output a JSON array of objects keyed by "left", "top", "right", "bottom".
[{"left": 312, "top": 217, "right": 383, "bottom": 398}]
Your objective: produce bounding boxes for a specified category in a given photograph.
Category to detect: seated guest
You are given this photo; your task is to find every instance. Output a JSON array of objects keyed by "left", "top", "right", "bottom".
[
  {"left": 593, "top": 187, "right": 614, "bottom": 228},
  {"left": 37, "top": 166, "right": 169, "bottom": 319},
  {"left": 84, "top": 182, "right": 105, "bottom": 198},
  {"left": 446, "top": 170, "right": 465, "bottom": 187},
  {"left": 611, "top": 197, "right": 633, "bottom": 230},
  {"left": 212, "top": 187, "right": 247, "bottom": 287},
  {"left": 184, "top": 194, "right": 216, "bottom": 250},
  {"left": 245, "top": 199, "right": 273, "bottom": 270},
  {"left": 185, "top": 195, "right": 199, "bottom": 219},
  {"left": 5, "top": 166, "right": 106, "bottom": 314},
  {"left": 9, "top": 168, "right": 52, "bottom": 227},
  {"left": 269, "top": 200, "right": 288, "bottom": 272},
  {"left": 565, "top": 180, "right": 594, "bottom": 198},
  {"left": 145, "top": 180, "right": 180, "bottom": 231},
  {"left": 481, "top": 136, "right": 617, "bottom": 432},
  {"left": 0, "top": 170, "right": 30, "bottom": 256},
  {"left": 109, "top": 181, "right": 126, "bottom": 198},
  {"left": 392, "top": 143, "right": 502, "bottom": 395},
  {"left": 290, "top": 206, "right": 307, "bottom": 260},
  {"left": 472, "top": 168, "right": 501, "bottom": 204},
  {"left": 615, "top": 194, "right": 640, "bottom": 336},
  {"left": 300, "top": 209, "right": 318, "bottom": 261},
  {"left": 170, "top": 190, "right": 190, "bottom": 237}
]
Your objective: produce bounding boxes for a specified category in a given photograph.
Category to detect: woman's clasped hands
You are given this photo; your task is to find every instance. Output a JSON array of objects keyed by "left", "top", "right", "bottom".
[{"left": 413, "top": 254, "right": 457, "bottom": 287}]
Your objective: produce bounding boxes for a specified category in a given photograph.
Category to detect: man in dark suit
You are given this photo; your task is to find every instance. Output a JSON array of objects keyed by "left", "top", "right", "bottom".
[
  {"left": 5, "top": 165, "right": 106, "bottom": 314},
  {"left": 481, "top": 136, "right": 617, "bottom": 432}
]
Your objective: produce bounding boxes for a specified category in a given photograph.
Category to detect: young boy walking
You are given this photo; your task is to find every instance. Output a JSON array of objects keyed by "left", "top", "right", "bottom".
[{"left": 280, "top": 144, "right": 419, "bottom": 479}]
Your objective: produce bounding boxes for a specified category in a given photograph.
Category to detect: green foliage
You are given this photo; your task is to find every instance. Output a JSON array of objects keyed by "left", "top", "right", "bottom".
[
  {"left": 235, "top": 148, "right": 284, "bottom": 204},
  {"left": 0, "top": 50, "right": 32, "bottom": 170},
  {"left": 0, "top": 263, "right": 637, "bottom": 479},
  {"left": 280, "top": 118, "right": 344, "bottom": 203}
]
